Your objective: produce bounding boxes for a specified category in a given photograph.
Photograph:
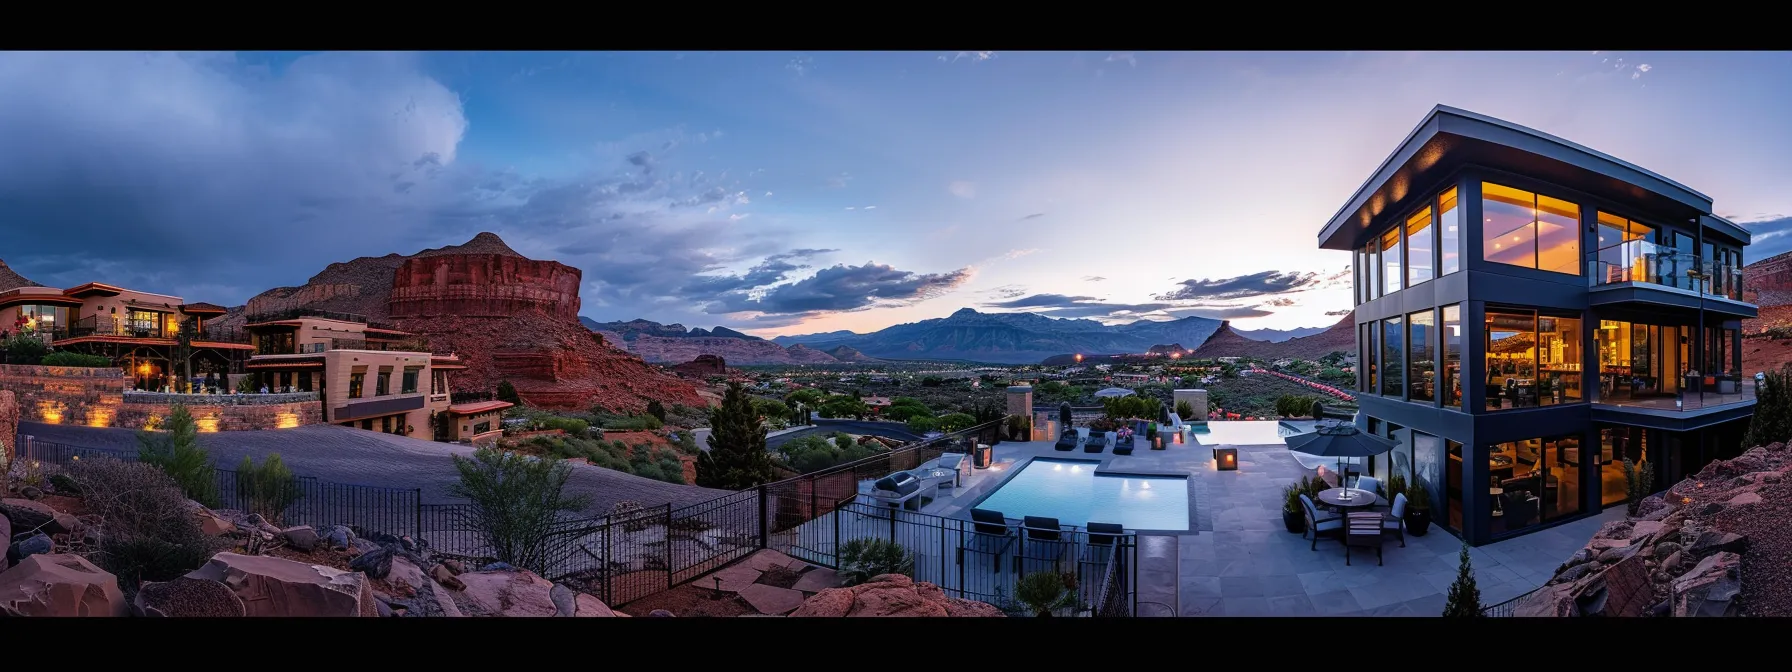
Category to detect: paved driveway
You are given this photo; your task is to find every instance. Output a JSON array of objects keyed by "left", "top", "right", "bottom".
[{"left": 18, "top": 421, "right": 730, "bottom": 515}]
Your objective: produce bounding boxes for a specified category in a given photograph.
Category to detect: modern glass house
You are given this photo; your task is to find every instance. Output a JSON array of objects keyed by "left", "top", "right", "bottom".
[{"left": 1319, "top": 105, "right": 1755, "bottom": 546}]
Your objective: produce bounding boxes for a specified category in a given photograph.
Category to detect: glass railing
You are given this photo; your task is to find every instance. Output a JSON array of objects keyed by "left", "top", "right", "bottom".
[
  {"left": 1588, "top": 241, "right": 1745, "bottom": 301},
  {"left": 1596, "top": 372, "right": 1755, "bottom": 411},
  {"left": 258, "top": 339, "right": 433, "bottom": 356}
]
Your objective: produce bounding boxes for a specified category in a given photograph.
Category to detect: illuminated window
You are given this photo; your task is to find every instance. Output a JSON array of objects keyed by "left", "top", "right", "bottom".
[
  {"left": 1481, "top": 182, "right": 1581, "bottom": 275},
  {"left": 402, "top": 367, "right": 421, "bottom": 394},
  {"left": 349, "top": 372, "right": 365, "bottom": 399},
  {"left": 1486, "top": 307, "right": 1583, "bottom": 411},
  {"left": 1406, "top": 206, "right": 1434, "bottom": 286},
  {"left": 1442, "top": 304, "right": 1461, "bottom": 408},
  {"left": 1381, "top": 227, "right": 1403, "bottom": 295},
  {"left": 1439, "top": 187, "right": 1461, "bottom": 275}
]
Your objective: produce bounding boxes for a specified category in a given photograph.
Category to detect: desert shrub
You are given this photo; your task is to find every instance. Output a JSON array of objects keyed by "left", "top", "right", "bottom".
[
  {"left": 906, "top": 416, "right": 940, "bottom": 434},
  {"left": 837, "top": 538, "right": 914, "bottom": 586},
  {"left": 65, "top": 458, "right": 229, "bottom": 595},
  {"left": 596, "top": 412, "right": 663, "bottom": 431},
  {"left": 234, "top": 453, "right": 303, "bottom": 524},
  {"left": 235, "top": 374, "right": 258, "bottom": 393},
  {"left": 535, "top": 415, "right": 590, "bottom": 436},
  {"left": 39, "top": 351, "right": 114, "bottom": 367},
  {"left": 1622, "top": 458, "right": 1656, "bottom": 516},
  {"left": 1014, "top": 570, "right": 1080, "bottom": 617},
  {"left": 645, "top": 400, "right": 667, "bottom": 422},
  {"left": 672, "top": 431, "right": 700, "bottom": 455},
  {"left": 1175, "top": 400, "right": 1197, "bottom": 419},
  {"left": 777, "top": 434, "right": 886, "bottom": 474},
  {"left": 136, "top": 404, "right": 219, "bottom": 508},
  {"left": 496, "top": 380, "right": 521, "bottom": 404},
  {"left": 449, "top": 448, "right": 590, "bottom": 575},
  {"left": 49, "top": 472, "right": 81, "bottom": 495},
  {"left": 936, "top": 412, "right": 977, "bottom": 432},
  {"left": 0, "top": 333, "right": 46, "bottom": 364},
  {"left": 517, "top": 435, "right": 686, "bottom": 485}
]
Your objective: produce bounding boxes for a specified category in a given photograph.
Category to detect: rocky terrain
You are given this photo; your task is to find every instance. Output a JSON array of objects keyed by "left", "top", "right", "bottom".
[
  {"left": 219, "top": 233, "right": 700, "bottom": 412},
  {"left": 585, "top": 317, "right": 868, "bottom": 365},
  {"left": 1515, "top": 440, "right": 1792, "bottom": 617},
  {"left": 1742, "top": 251, "right": 1792, "bottom": 375},
  {"left": 0, "top": 259, "right": 41, "bottom": 292},
  {"left": 1192, "top": 315, "right": 1355, "bottom": 361},
  {"left": 773, "top": 308, "right": 1224, "bottom": 365}
]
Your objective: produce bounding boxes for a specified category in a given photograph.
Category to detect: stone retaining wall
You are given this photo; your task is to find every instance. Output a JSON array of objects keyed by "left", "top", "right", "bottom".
[
  {"left": 1, "top": 389, "right": 17, "bottom": 461},
  {"left": 0, "top": 364, "right": 322, "bottom": 431}
]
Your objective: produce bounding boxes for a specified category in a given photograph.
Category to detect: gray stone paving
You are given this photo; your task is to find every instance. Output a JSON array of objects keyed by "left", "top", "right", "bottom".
[{"left": 18, "top": 421, "right": 728, "bottom": 515}]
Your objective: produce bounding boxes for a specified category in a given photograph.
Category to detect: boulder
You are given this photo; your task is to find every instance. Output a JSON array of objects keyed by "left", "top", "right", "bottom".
[
  {"left": 193, "top": 509, "right": 236, "bottom": 537},
  {"left": 0, "top": 553, "right": 127, "bottom": 617},
  {"left": 789, "top": 574, "right": 1004, "bottom": 618},
  {"left": 186, "top": 552, "right": 378, "bottom": 617},
  {"left": 1671, "top": 551, "right": 1742, "bottom": 617},
  {"left": 1686, "top": 531, "right": 1747, "bottom": 558},
  {"left": 9, "top": 533, "right": 52, "bottom": 563},
  {"left": 454, "top": 568, "right": 559, "bottom": 617},
  {"left": 1592, "top": 520, "right": 1633, "bottom": 541},
  {"left": 279, "top": 526, "right": 318, "bottom": 552},
  {"left": 1726, "top": 491, "right": 1763, "bottom": 507},
  {"left": 441, "top": 559, "right": 466, "bottom": 575},
  {"left": 19, "top": 486, "right": 42, "bottom": 500},
  {"left": 134, "top": 577, "right": 247, "bottom": 617},
  {"left": 348, "top": 543, "right": 395, "bottom": 578},
  {"left": 1, "top": 498, "right": 75, "bottom": 535},
  {"left": 1627, "top": 520, "right": 1666, "bottom": 543},
  {"left": 388, "top": 556, "right": 426, "bottom": 594},
  {"left": 430, "top": 563, "right": 465, "bottom": 591},
  {"left": 425, "top": 580, "right": 464, "bottom": 617},
  {"left": 573, "top": 592, "right": 617, "bottom": 617},
  {"left": 320, "top": 525, "right": 355, "bottom": 551}
]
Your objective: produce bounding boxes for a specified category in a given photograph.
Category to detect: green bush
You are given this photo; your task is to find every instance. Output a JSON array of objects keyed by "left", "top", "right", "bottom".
[
  {"left": 66, "top": 458, "right": 228, "bottom": 597},
  {"left": 235, "top": 453, "right": 303, "bottom": 524},
  {"left": 1014, "top": 570, "right": 1080, "bottom": 617},
  {"left": 0, "top": 333, "right": 46, "bottom": 364},
  {"left": 40, "top": 351, "right": 114, "bottom": 367},
  {"left": 905, "top": 416, "right": 940, "bottom": 434},
  {"left": 646, "top": 400, "right": 667, "bottom": 422},
  {"left": 496, "top": 380, "right": 520, "bottom": 404},
  {"left": 449, "top": 448, "right": 590, "bottom": 575},
  {"left": 520, "top": 435, "right": 686, "bottom": 485},
  {"left": 136, "top": 404, "right": 219, "bottom": 508},
  {"left": 596, "top": 412, "right": 663, "bottom": 431},
  {"left": 777, "top": 434, "right": 886, "bottom": 473},
  {"left": 837, "top": 538, "right": 914, "bottom": 586},
  {"left": 235, "top": 374, "right": 258, "bottom": 394},
  {"left": 1175, "top": 400, "right": 1197, "bottom": 420},
  {"left": 536, "top": 415, "right": 590, "bottom": 436},
  {"left": 936, "top": 412, "right": 977, "bottom": 432}
]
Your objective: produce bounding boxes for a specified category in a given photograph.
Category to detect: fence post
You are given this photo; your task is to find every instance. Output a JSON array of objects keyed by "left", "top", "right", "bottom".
[
  {"left": 602, "top": 515, "right": 613, "bottom": 605},
  {"left": 413, "top": 489, "right": 423, "bottom": 539},
  {"left": 663, "top": 504, "right": 674, "bottom": 593},
  {"left": 757, "top": 486, "right": 769, "bottom": 550}
]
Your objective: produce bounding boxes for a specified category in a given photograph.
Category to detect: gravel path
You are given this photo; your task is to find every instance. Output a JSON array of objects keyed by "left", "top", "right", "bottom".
[{"left": 17, "top": 421, "right": 731, "bottom": 515}]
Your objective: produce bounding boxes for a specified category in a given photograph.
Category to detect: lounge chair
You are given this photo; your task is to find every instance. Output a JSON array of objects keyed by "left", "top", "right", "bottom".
[
  {"left": 1382, "top": 492, "right": 1407, "bottom": 547},
  {"left": 1084, "top": 431, "right": 1106, "bottom": 453},
  {"left": 1300, "top": 494, "right": 1344, "bottom": 551},
  {"left": 1021, "top": 516, "right": 1074, "bottom": 570},
  {"left": 1113, "top": 434, "right": 1134, "bottom": 456},
  {"left": 1082, "top": 522, "right": 1126, "bottom": 562},
  {"left": 960, "top": 508, "right": 1017, "bottom": 573},
  {"left": 1054, "top": 429, "right": 1079, "bottom": 452},
  {"left": 866, "top": 472, "right": 928, "bottom": 511}
]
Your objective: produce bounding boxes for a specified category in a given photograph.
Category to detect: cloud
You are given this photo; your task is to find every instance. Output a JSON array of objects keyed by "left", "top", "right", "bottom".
[
  {"left": 1632, "top": 63, "right": 1652, "bottom": 80},
  {"left": 1105, "top": 53, "right": 1137, "bottom": 67},
  {"left": 1155, "top": 270, "right": 1326, "bottom": 301},
  {"left": 826, "top": 172, "right": 852, "bottom": 189},
  {"left": 948, "top": 181, "right": 977, "bottom": 199},
  {"left": 703, "top": 262, "right": 973, "bottom": 316},
  {"left": 939, "top": 52, "right": 997, "bottom": 63},
  {"left": 1171, "top": 305, "right": 1275, "bottom": 320},
  {"left": 1325, "top": 310, "right": 1352, "bottom": 316},
  {"left": 1741, "top": 216, "right": 1792, "bottom": 259},
  {"left": 985, "top": 293, "right": 1102, "bottom": 309},
  {"left": 1004, "top": 248, "right": 1039, "bottom": 260},
  {"left": 786, "top": 57, "right": 813, "bottom": 76},
  {"left": 1083, "top": 276, "right": 1106, "bottom": 282},
  {"left": 1020, "top": 213, "right": 1046, "bottom": 220},
  {"left": 1263, "top": 297, "right": 1297, "bottom": 307},
  {"left": 863, "top": 205, "right": 877, "bottom": 210},
  {"left": 982, "top": 284, "right": 1028, "bottom": 300}
]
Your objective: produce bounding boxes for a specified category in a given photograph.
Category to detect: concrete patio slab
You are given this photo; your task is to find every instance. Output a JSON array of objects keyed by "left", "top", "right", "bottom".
[
  {"left": 791, "top": 568, "right": 840, "bottom": 593},
  {"left": 738, "top": 583, "right": 807, "bottom": 615},
  {"left": 710, "top": 565, "right": 763, "bottom": 593}
]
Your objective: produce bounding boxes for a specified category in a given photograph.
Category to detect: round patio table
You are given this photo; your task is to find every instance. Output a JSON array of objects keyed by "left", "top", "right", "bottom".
[{"left": 1317, "top": 487, "right": 1379, "bottom": 510}]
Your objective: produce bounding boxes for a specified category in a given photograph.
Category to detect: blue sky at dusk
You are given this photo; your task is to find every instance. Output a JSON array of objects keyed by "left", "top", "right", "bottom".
[{"left": 2, "top": 51, "right": 1789, "bottom": 336}]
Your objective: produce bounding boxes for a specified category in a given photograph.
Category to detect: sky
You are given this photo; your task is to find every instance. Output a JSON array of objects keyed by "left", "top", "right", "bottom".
[{"left": 2, "top": 51, "right": 1789, "bottom": 337}]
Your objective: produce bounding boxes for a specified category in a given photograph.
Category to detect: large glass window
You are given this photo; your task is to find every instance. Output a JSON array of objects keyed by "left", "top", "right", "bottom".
[
  {"left": 1594, "top": 211, "right": 1656, "bottom": 284},
  {"left": 1367, "top": 238, "right": 1381, "bottom": 301},
  {"left": 1382, "top": 316, "right": 1405, "bottom": 397},
  {"left": 1442, "top": 304, "right": 1461, "bottom": 408},
  {"left": 1538, "top": 315, "right": 1583, "bottom": 405},
  {"left": 1598, "top": 425, "right": 1650, "bottom": 506},
  {"left": 1366, "top": 322, "right": 1379, "bottom": 393},
  {"left": 1382, "top": 227, "right": 1402, "bottom": 296},
  {"left": 1355, "top": 247, "right": 1370, "bottom": 305},
  {"left": 1597, "top": 321, "right": 1687, "bottom": 403},
  {"left": 1439, "top": 187, "right": 1461, "bottom": 276},
  {"left": 1445, "top": 439, "right": 1464, "bottom": 531},
  {"left": 1490, "top": 434, "right": 1583, "bottom": 535},
  {"left": 16, "top": 305, "right": 69, "bottom": 336},
  {"left": 1482, "top": 182, "right": 1582, "bottom": 276},
  {"left": 1406, "top": 206, "right": 1434, "bottom": 286},
  {"left": 402, "top": 367, "right": 421, "bottom": 394},
  {"left": 376, "top": 371, "right": 391, "bottom": 397},
  {"left": 1412, "top": 431, "right": 1443, "bottom": 525},
  {"left": 1408, "top": 309, "right": 1434, "bottom": 403}
]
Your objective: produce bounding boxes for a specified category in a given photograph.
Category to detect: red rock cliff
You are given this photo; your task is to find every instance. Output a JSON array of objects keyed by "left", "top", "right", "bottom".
[{"left": 389, "top": 254, "right": 583, "bottom": 321}]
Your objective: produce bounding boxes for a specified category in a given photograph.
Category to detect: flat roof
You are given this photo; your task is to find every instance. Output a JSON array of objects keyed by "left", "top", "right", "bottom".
[
  {"left": 449, "top": 400, "right": 514, "bottom": 415},
  {"left": 1319, "top": 105, "right": 1732, "bottom": 251}
]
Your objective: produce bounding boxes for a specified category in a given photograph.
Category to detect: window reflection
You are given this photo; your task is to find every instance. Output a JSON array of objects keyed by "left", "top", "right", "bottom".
[
  {"left": 1439, "top": 187, "right": 1461, "bottom": 276},
  {"left": 1485, "top": 309, "right": 1537, "bottom": 410},
  {"left": 1381, "top": 227, "right": 1402, "bottom": 296},
  {"left": 1408, "top": 309, "right": 1434, "bottom": 402},
  {"left": 1481, "top": 182, "right": 1581, "bottom": 276},
  {"left": 1489, "top": 434, "right": 1582, "bottom": 535},
  {"left": 1442, "top": 304, "right": 1461, "bottom": 408},
  {"left": 1382, "top": 316, "right": 1404, "bottom": 397},
  {"left": 1538, "top": 315, "right": 1582, "bottom": 405},
  {"left": 1406, "top": 206, "right": 1433, "bottom": 286}
]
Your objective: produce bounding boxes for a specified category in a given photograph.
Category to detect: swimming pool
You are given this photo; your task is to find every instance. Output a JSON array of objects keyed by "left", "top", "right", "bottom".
[
  {"left": 973, "top": 458, "right": 1189, "bottom": 531},
  {"left": 1192, "top": 420, "right": 1302, "bottom": 446}
]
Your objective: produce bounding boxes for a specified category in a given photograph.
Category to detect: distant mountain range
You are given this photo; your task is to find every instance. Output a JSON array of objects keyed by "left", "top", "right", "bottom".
[
  {"left": 1191, "top": 316, "right": 1355, "bottom": 361},
  {"left": 1231, "top": 325, "right": 1330, "bottom": 342},
  {"left": 582, "top": 317, "right": 874, "bottom": 365},
  {"left": 770, "top": 308, "right": 1225, "bottom": 365}
]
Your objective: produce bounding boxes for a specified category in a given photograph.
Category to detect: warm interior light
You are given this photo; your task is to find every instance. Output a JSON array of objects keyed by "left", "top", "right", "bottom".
[
  {"left": 87, "top": 406, "right": 113, "bottom": 428},
  {"left": 276, "top": 412, "right": 301, "bottom": 429}
]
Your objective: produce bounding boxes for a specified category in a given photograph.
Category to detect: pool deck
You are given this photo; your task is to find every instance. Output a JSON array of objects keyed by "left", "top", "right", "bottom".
[{"left": 910, "top": 427, "right": 1619, "bottom": 617}]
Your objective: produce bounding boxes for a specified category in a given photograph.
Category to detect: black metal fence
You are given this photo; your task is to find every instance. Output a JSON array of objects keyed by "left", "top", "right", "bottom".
[
  {"left": 12, "top": 417, "right": 1141, "bottom": 614},
  {"left": 1480, "top": 586, "right": 1538, "bottom": 617}
]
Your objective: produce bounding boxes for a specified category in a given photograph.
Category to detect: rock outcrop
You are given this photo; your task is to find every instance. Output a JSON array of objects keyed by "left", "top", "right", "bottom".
[
  {"left": 1516, "top": 441, "right": 1792, "bottom": 617},
  {"left": 185, "top": 552, "right": 380, "bottom": 617},
  {"left": 133, "top": 577, "right": 248, "bottom": 617},
  {"left": 0, "top": 389, "right": 17, "bottom": 464},
  {"left": 452, "top": 565, "right": 621, "bottom": 617},
  {"left": 0, "top": 553, "right": 128, "bottom": 617},
  {"left": 221, "top": 233, "right": 702, "bottom": 413},
  {"left": 672, "top": 354, "right": 728, "bottom": 378},
  {"left": 0, "top": 258, "right": 40, "bottom": 292},
  {"left": 1192, "top": 315, "right": 1355, "bottom": 361},
  {"left": 789, "top": 574, "right": 1005, "bottom": 617}
]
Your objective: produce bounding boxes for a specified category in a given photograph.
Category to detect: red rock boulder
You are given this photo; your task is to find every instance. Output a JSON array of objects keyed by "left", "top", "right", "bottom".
[
  {"left": 789, "top": 574, "right": 1005, "bottom": 618},
  {"left": 185, "top": 552, "right": 378, "bottom": 617},
  {"left": 0, "top": 553, "right": 127, "bottom": 617}
]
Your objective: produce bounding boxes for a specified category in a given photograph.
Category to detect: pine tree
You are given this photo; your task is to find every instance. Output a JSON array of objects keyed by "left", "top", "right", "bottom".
[
  {"left": 696, "top": 382, "right": 775, "bottom": 489},
  {"left": 646, "top": 400, "right": 667, "bottom": 422},
  {"left": 1743, "top": 364, "right": 1792, "bottom": 448},
  {"left": 1441, "top": 542, "right": 1483, "bottom": 617},
  {"left": 495, "top": 380, "right": 520, "bottom": 405},
  {"left": 138, "top": 403, "right": 220, "bottom": 508}
]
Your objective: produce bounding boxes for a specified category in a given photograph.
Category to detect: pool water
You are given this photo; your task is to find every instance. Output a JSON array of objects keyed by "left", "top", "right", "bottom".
[
  {"left": 974, "top": 458, "right": 1189, "bottom": 531},
  {"left": 1192, "top": 421, "right": 1301, "bottom": 446}
]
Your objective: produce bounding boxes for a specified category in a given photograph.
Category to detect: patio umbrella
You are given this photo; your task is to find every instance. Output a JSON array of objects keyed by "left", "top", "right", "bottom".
[
  {"left": 1285, "top": 418, "right": 1398, "bottom": 498},
  {"left": 1093, "top": 387, "right": 1135, "bottom": 398}
]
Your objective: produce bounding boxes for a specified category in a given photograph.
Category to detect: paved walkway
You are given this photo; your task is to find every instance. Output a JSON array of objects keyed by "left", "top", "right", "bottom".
[{"left": 18, "top": 421, "right": 729, "bottom": 515}]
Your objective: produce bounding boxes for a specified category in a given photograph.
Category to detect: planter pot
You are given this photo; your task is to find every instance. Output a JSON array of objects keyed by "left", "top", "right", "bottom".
[
  {"left": 1405, "top": 508, "right": 1432, "bottom": 536},
  {"left": 1282, "top": 509, "right": 1306, "bottom": 534}
]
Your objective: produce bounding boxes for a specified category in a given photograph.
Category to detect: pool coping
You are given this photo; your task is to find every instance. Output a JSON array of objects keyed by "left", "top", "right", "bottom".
[{"left": 954, "top": 454, "right": 1198, "bottom": 536}]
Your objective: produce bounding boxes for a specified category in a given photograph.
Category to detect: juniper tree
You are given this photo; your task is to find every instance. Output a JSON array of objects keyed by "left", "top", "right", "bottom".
[
  {"left": 1442, "top": 542, "right": 1483, "bottom": 617},
  {"left": 696, "top": 382, "right": 776, "bottom": 489}
]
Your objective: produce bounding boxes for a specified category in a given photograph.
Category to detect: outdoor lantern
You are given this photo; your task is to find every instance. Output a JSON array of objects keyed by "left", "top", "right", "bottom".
[
  {"left": 973, "top": 442, "right": 992, "bottom": 469},
  {"left": 1216, "top": 448, "right": 1238, "bottom": 471}
]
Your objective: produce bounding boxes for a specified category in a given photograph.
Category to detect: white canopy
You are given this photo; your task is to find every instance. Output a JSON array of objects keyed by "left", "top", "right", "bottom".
[{"left": 1093, "top": 387, "right": 1136, "bottom": 398}]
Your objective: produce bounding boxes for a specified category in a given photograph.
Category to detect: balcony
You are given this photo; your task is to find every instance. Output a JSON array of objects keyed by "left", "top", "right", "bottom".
[
  {"left": 245, "top": 307, "right": 371, "bottom": 325},
  {"left": 1592, "top": 374, "right": 1756, "bottom": 430},
  {"left": 1587, "top": 242, "right": 1750, "bottom": 317},
  {"left": 261, "top": 337, "right": 435, "bottom": 357}
]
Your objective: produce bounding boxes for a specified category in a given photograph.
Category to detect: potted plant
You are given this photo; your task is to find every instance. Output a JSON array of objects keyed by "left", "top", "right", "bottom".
[
  {"left": 1281, "top": 478, "right": 1308, "bottom": 534},
  {"left": 1405, "top": 480, "right": 1433, "bottom": 536}
]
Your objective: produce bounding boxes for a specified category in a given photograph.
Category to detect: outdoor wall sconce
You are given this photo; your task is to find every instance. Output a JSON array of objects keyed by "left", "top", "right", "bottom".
[{"left": 1216, "top": 448, "right": 1238, "bottom": 471}]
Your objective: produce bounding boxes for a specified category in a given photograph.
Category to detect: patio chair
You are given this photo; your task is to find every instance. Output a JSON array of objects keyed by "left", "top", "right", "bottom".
[
  {"left": 1113, "top": 434, "right": 1134, "bottom": 456},
  {"left": 1081, "top": 522, "right": 1126, "bottom": 563},
  {"left": 1084, "top": 430, "right": 1106, "bottom": 453},
  {"left": 1054, "top": 429, "right": 1079, "bottom": 452},
  {"left": 960, "top": 508, "right": 1017, "bottom": 573},
  {"left": 1345, "top": 511, "right": 1383, "bottom": 566},
  {"left": 866, "top": 472, "right": 927, "bottom": 511},
  {"left": 1021, "top": 516, "right": 1075, "bottom": 571},
  {"left": 936, "top": 453, "right": 968, "bottom": 488},
  {"left": 1300, "top": 494, "right": 1344, "bottom": 551},
  {"left": 1382, "top": 492, "right": 1408, "bottom": 547},
  {"left": 1353, "top": 475, "right": 1382, "bottom": 499}
]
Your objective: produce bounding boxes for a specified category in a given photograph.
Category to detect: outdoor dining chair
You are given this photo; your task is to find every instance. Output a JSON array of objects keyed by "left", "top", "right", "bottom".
[
  {"left": 1020, "top": 515, "right": 1075, "bottom": 572},
  {"left": 960, "top": 508, "right": 1017, "bottom": 574},
  {"left": 1300, "top": 494, "right": 1344, "bottom": 551}
]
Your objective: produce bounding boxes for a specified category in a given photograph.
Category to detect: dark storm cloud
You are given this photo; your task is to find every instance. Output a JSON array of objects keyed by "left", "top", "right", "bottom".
[
  {"left": 1172, "top": 305, "right": 1275, "bottom": 320},
  {"left": 1155, "top": 270, "right": 1324, "bottom": 301},
  {"left": 677, "top": 249, "right": 834, "bottom": 296},
  {"left": 979, "top": 293, "right": 1175, "bottom": 319},
  {"left": 1742, "top": 216, "right": 1792, "bottom": 260},
  {"left": 984, "top": 293, "right": 1102, "bottom": 309},
  {"left": 705, "top": 263, "right": 973, "bottom": 315}
]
